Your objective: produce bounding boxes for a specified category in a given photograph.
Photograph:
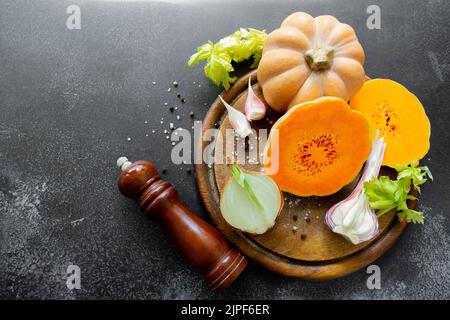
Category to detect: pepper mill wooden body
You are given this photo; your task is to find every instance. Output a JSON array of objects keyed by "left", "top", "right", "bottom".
[{"left": 116, "top": 157, "right": 247, "bottom": 291}]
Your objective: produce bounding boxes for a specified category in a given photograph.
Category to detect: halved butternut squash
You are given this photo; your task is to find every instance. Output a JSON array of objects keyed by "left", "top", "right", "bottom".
[
  {"left": 350, "top": 79, "right": 430, "bottom": 167},
  {"left": 264, "top": 97, "right": 371, "bottom": 196}
]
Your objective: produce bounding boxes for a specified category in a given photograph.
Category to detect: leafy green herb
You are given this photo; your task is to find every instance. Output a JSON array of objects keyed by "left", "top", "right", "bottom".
[
  {"left": 231, "top": 164, "right": 262, "bottom": 208},
  {"left": 364, "top": 176, "right": 420, "bottom": 222},
  {"left": 397, "top": 209, "right": 425, "bottom": 224},
  {"left": 364, "top": 162, "right": 432, "bottom": 224},
  {"left": 188, "top": 28, "right": 267, "bottom": 90}
]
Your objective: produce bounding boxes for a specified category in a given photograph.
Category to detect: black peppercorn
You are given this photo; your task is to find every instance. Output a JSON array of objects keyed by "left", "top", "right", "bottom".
[
  {"left": 301, "top": 234, "right": 307, "bottom": 240},
  {"left": 305, "top": 216, "right": 311, "bottom": 223},
  {"left": 162, "top": 169, "right": 167, "bottom": 174}
]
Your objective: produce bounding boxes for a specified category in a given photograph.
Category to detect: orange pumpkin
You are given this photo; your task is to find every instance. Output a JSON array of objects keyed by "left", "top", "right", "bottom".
[
  {"left": 350, "top": 79, "right": 431, "bottom": 167},
  {"left": 258, "top": 12, "right": 366, "bottom": 113},
  {"left": 264, "top": 97, "right": 371, "bottom": 196}
]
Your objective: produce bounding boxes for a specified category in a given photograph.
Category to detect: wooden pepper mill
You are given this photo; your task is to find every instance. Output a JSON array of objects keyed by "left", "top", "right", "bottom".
[{"left": 116, "top": 157, "right": 247, "bottom": 291}]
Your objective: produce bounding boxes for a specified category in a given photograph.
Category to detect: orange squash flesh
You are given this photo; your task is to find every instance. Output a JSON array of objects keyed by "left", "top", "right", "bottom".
[
  {"left": 350, "top": 79, "right": 430, "bottom": 167},
  {"left": 264, "top": 97, "right": 371, "bottom": 196}
]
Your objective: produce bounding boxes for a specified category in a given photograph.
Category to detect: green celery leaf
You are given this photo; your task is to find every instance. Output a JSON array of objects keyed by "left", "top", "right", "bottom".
[
  {"left": 364, "top": 165, "right": 429, "bottom": 225},
  {"left": 364, "top": 176, "right": 400, "bottom": 207},
  {"left": 204, "top": 49, "right": 235, "bottom": 90},
  {"left": 188, "top": 41, "right": 214, "bottom": 67},
  {"left": 364, "top": 176, "right": 409, "bottom": 219},
  {"left": 231, "top": 165, "right": 263, "bottom": 208}
]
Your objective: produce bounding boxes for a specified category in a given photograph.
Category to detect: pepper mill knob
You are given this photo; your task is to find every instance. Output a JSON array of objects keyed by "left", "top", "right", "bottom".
[{"left": 117, "top": 157, "right": 247, "bottom": 291}]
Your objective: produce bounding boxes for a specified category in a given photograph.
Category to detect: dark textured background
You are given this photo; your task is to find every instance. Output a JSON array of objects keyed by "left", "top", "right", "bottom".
[{"left": 0, "top": 0, "right": 449, "bottom": 299}]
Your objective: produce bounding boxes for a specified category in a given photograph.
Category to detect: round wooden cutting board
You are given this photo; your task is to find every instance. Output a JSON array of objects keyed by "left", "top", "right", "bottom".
[{"left": 195, "top": 70, "right": 413, "bottom": 280}]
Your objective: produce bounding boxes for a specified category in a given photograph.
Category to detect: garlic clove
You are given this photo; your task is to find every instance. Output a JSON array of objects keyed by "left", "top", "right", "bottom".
[
  {"left": 245, "top": 78, "right": 266, "bottom": 121},
  {"left": 219, "top": 95, "right": 252, "bottom": 138}
]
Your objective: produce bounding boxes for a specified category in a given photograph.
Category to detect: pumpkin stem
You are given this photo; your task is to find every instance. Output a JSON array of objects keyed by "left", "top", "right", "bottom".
[{"left": 305, "top": 46, "right": 334, "bottom": 71}]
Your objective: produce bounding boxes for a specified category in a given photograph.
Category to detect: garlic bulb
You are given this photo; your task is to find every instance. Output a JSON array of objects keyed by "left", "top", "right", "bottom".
[
  {"left": 220, "top": 165, "right": 283, "bottom": 234},
  {"left": 325, "top": 133, "right": 386, "bottom": 244},
  {"left": 219, "top": 95, "right": 252, "bottom": 138},
  {"left": 245, "top": 78, "right": 266, "bottom": 121}
]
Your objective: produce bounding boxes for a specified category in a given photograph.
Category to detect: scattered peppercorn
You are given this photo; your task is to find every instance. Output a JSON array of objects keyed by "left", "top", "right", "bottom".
[
  {"left": 214, "top": 122, "right": 220, "bottom": 128},
  {"left": 186, "top": 168, "right": 192, "bottom": 174},
  {"left": 162, "top": 169, "right": 167, "bottom": 174},
  {"left": 172, "top": 81, "right": 178, "bottom": 87},
  {"left": 181, "top": 98, "right": 186, "bottom": 103},
  {"left": 189, "top": 112, "right": 194, "bottom": 118},
  {"left": 301, "top": 234, "right": 307, "bottom": 240},
  {"left": 293, "top": 215, "right": 298, "bottom": 221},
  {"left": 305, "top": 217, "right": 311, "bottom": 223},
  {"left": 177, "top": 93, "right": 181, "bottom": 98},
  {"left": 169, "top": 107, "right": 174, "bottom": 112}
]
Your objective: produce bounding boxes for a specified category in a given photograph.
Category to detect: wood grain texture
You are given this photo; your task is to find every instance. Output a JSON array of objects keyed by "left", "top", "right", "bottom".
[{"left": 194, "top": 70, "right": 413, "bottom": 280}]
